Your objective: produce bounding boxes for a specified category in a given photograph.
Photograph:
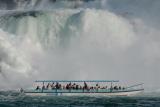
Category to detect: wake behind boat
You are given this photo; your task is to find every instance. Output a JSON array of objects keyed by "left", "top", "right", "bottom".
[{"left": 22, "top": 80, "right": 144, "bottom": 96}]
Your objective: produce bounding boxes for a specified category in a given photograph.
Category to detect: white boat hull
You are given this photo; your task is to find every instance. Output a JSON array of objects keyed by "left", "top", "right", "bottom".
[{"left": 25, "top": 90, "right": 143, "bottom": 96}]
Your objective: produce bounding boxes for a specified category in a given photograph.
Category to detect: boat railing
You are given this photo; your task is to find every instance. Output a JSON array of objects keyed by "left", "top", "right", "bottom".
[
  {"left": 24, "top": 80, "right": 144, "bottom": 93},
  {"left": 125, "top": 83, "right": 144, "bottom": 90},
  {"left": 25, "top": 86, "right": 143, "bottom": 93}
]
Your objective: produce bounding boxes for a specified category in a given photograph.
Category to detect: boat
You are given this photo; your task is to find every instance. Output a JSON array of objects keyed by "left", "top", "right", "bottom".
[{"left": 22, "top": 80, "right": 144, "bottom": 96}]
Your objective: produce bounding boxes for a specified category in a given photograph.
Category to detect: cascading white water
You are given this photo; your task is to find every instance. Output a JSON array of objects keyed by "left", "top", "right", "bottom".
[{"left": 0, "top": 0, "right": 160, "bottom": 90}]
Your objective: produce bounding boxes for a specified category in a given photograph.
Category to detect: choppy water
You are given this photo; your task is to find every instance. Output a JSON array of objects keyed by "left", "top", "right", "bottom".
[{"left": 0, "top": 91, "right": 160, "bottom": 107}]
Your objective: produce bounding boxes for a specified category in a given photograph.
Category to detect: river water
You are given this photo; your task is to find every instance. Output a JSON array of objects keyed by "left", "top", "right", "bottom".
[{"left": 0, "top": 91, "right": 160, "bottom": 107}]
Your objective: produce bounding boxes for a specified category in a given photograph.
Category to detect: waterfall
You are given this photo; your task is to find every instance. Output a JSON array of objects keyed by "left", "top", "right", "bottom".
[{"left": 0, "top": 0, "right": 160, "bottom": 90}]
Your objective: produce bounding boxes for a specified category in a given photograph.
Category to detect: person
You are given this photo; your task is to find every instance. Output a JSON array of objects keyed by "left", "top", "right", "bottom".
[
  {"left": 59, "top": 84, "right": 62, "bottom": 89},
  {"left": 90, "top": 86, "right": 93, "bottom": 90},
  {"left": 36, "top": 86, "right": 40, "bottom": 90},
  {"left": 74, "top": 83, "right": 76, "bottom": 89},
  {"left": 122, "top": 87, "right": 125, "bottom": 90},
  {"left": 66, "top": 84, "right": 69, "bottom": 89},
  {"left": 84, "top": 82, "right": 88, "bottom": 89},
  {"left": 51, "top": 82, "right": 55, "bottom": 89},
  {"left": 76, "top": 85, "right": 79, "bottom": 90},
  {"left": 42, "top": 85, "right": 45, "bottom": 90},
  {"left": 119, "top": 86, "right": 121, "bottom": 90},
  {"left": 96, "top": 83, "right": 99, "bottom": 89},
  {"left": 105, "top": 86, "right": 108, "bottom": 89},
  {"left": 114, "top": 86, "right": 118, "bottom": 90},
  {"left": 55, "top": 82, "right": 59, "bottom": 89},
  {"left": 46, "top": 83, "right": 50, "bottom": 89},
  {"left": 68, "top": 82, "right": 72, "bottom": 90}
]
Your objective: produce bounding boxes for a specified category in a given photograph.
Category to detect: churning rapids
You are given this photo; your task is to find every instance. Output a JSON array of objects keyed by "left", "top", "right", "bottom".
[
  {"left": 0, "top": 0, "right": 160, "bottom": 93},
  {"left": 0, "top": 91, "right": 160, "bottom": 107}
]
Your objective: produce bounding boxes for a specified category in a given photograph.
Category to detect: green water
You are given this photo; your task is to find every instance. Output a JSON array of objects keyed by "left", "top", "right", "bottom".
[{"left": 0, "top": 91, "right": 160, "bottom": 107}]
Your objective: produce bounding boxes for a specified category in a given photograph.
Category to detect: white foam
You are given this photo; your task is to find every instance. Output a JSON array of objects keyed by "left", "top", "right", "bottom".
[{"left": 0, "top": 0, "right": 160, "bottom": 89}]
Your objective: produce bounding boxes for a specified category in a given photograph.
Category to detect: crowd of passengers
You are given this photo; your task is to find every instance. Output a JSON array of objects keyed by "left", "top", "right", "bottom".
[{"left": 36, "top": 82, "right": 125, "bottom": 91}]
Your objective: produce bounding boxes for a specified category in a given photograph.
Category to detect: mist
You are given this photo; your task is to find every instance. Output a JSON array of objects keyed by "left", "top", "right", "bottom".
[{"left": 0, "top": 0, "right": 160, "bottom": 91}]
